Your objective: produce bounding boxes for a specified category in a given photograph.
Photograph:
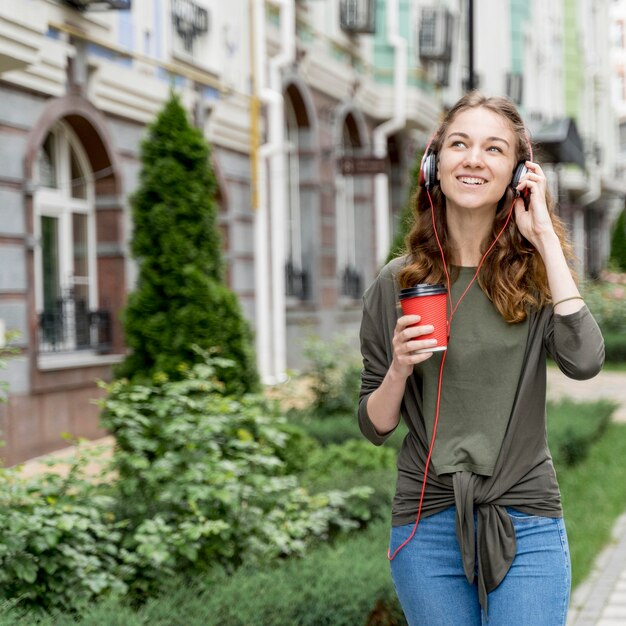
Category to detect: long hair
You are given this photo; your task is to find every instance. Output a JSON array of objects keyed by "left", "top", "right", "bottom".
[{"left": 397, "top": 92, "right": 575, "bottom": 323}]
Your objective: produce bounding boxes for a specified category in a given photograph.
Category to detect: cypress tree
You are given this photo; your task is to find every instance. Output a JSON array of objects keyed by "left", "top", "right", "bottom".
[
  {"left": 116, "top": 92, "right": 259, "bottom": 393},
  {"left": 609, "top": 208, "right": 626, "bottom": 272}
]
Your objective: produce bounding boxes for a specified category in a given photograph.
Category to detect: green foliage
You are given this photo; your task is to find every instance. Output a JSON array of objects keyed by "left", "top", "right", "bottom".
[
  {"left": 291, "top": 412, "right": 361, "bottom": 445},
  {"left": 559, "top": 422, "right": 626, "bottom": 588},
  {"left": 581, "top": 278, "right": 626, "bottom": 362},
  {"left": 302, "top": 334, "right": 362, "bottom": 417},
  {"left": 0, "top": 452, "right": 130, "bottom": 616},
  {"left": 386, "top": 153, "right": 421, "bottom": 264},
  {"left": 548, "top": 399, "right": 615, "bottom": 467},
  {"left": 609, "top": 209, "right": 626, "bottom": 271},
  {"left": 135, "top": 520, "right": 406, "bottom": 626},
  {"left": 101, "top": 356, "right": 374, "bottom": 596},
  {"left": 0, "top": 354, "right": 375, "bottom": 614},
  {"left": 117, "top": 91, "right": 258, "bottom": 394},
  {"left": 0, "top": 521, "right": 407, "bottom": 626},
  {"left": 304, "top": 439, "right": 397, "bottom": 484},
  {"left": 0, "top": 331, "right": 20, "bottom": 403}
]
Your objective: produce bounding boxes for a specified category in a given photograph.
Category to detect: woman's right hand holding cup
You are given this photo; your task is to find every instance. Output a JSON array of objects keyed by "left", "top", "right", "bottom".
[{"left": 390, "top": 315, "right": 438, "bottom": 379}]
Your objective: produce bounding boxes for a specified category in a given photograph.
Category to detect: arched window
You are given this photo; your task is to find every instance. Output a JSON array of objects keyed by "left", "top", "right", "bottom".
[
  {"left": 34, "top": 122, "right": 103, "bottom": 353},
  {"left": 284, "top": 84, "right": 313, "bottom": 301},
  {"left": 337, "top": 113, "right": 366, "bottom": 299}
]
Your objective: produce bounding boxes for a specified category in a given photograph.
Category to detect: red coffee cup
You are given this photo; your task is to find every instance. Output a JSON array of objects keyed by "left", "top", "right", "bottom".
[{"left": 398, "top": 284, "right": 448, "bottom": 352}]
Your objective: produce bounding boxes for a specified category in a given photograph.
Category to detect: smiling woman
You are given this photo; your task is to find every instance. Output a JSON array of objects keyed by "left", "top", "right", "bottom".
[{"left": 357, "top": 91, "right": 605, "bottom": 626}]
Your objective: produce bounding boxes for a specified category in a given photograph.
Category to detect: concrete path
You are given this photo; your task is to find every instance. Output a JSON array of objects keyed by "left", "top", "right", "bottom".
[
  {"left": 549, "top": 366, "right": 626, "bottom": 625},
  {"left": 547, "top": 366, "right": 626, "bottom": 423}
]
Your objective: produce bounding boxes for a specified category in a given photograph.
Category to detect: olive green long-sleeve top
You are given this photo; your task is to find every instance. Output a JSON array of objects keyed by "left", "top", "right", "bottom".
[{"left": 358, "top": 256, "right": 605, "bottom": 611}]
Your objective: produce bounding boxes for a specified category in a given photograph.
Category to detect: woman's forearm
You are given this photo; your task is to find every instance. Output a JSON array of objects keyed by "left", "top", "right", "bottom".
[
  {"left": 365, "top": 366, "right": 409, "bottom": 435},
  {"left": 537, "top": 232, "right": 584, "bottom": 315}
]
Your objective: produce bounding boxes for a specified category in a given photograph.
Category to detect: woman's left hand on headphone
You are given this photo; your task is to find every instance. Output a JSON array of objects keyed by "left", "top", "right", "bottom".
[{"left": 514, "top": 161, "right": 557, "bottom": 249}]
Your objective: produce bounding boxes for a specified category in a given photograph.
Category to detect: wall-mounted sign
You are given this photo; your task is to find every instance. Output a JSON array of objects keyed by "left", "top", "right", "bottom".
[
  {"left": 172, "top": 0, "right": 210, "bottom": 54},
  {"left": 339, "top": 155, "right": 387, "bottom": 176}
]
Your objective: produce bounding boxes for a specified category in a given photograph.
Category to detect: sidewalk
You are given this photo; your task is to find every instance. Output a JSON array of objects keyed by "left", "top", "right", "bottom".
[{"left": 547, "top": 366, "right": 626, "bottom": 625}]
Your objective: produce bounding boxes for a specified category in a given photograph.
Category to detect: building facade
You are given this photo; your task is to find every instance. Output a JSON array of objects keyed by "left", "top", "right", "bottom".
[
  {"left": 0, "top": 0, "right": 443, "bottom": 464},
  {"left": 0, "top": 0, "right": 622, "bottom": 465}
]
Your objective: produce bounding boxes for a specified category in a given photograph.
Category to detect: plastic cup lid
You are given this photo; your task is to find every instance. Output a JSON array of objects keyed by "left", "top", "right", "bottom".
[{"left": 398, "top": 283, "right": 447, "bottom": 299}]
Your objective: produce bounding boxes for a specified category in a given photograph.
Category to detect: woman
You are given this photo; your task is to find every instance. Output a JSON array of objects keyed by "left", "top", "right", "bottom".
[{"left": 358, "top": 92, "right": 604, "bottom": 626}]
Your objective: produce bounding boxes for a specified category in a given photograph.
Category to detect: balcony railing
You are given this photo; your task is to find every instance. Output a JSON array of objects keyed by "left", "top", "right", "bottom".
[
  {"left": 341, "top": 266, "right": 362, "bottom": 299},
  {"left": 38, "top": 296, "right": 112, "bottom": 354},
  {"left": 286, "top": 260, "right": 310, "bottom": 301}
]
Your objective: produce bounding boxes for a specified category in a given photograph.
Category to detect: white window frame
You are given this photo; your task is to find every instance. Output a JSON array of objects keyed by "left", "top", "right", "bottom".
[
  {"left": 33, "top": 122, "right": 98, "bottom": 353},
  {"left": 337, "top": 118, "right": 361, "bottom": 300},
  {"left": 285, "top": 97, "right": 306, "bottom": 301}
]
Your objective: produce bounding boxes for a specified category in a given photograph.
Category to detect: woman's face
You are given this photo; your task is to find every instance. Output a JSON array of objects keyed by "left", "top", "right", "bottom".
[{"left": 437, "top": 106, "right": 518, "bottom": 215}]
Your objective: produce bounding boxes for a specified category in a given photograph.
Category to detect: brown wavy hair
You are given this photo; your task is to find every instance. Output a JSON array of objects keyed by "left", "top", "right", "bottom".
[{"left": 397, "top": 91, "right": 575, "bottom": 323}]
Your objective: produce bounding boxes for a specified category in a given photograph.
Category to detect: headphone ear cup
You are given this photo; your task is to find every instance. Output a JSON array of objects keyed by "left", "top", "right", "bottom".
[
  {"left": 421, "top": 152, "right": 438, "bottom": 190},
  {"left": 510, "top": 162, "right": 528, "bottom": 195}
]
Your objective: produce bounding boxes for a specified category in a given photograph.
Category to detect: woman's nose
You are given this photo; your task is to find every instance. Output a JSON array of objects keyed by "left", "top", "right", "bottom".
[{"left": 464, "top": 147, "right": 484, "bottom": 167}]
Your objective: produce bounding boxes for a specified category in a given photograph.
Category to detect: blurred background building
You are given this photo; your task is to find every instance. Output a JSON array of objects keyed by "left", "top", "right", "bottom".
[{"left": 0, "top": 0, "right": 624, "bottom": 464}]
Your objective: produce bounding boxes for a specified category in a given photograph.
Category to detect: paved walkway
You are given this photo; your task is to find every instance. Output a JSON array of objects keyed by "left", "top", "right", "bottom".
[{"left": 547, "top": 366, "right": 626, "bottom": 625}]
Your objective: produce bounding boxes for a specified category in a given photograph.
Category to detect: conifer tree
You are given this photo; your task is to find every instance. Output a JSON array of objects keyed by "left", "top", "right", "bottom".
[
  {"left": 117, "top": 92, "right": 259, "bottom": 393},
  {"left": 609, "top": 208, "right": 626, "bottom": 272}
]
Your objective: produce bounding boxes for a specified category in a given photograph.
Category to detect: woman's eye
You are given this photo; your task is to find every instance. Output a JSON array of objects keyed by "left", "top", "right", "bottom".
[
  {"left": 451, "top": 141, "right": 466, "bottom": 148},
  {"left": 487, "top": 146, "right": 503, "bottom": 153}
]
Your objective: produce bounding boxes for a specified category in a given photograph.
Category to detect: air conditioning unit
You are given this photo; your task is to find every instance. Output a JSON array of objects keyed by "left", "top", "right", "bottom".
[
  {"left": 61, "top": 0, "right": 131, "bottom": 11},
  {"left": 419, "top": 7, "right": 453, "bottom": 62},
  {"left": 340, "top": 0, "right": 376, "bottom": 35},
  {"left": 506, "top": 73, "right": 524, "bottom": 105}
]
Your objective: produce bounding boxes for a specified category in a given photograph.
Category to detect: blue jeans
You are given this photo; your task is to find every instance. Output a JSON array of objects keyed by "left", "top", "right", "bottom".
[{"left": 389, "top": 506, "right": 571, "bottom": 625}]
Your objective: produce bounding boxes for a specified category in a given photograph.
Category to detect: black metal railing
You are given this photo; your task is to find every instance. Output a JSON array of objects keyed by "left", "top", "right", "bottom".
[
  {"left": 38, "top": 296, "right": 111, "bottom": 354},
  {"left": 341, "top": 266, "right": 363, "bottom": 299},
  {"left": 285, "top": 260, "right": 310, "bottom": 300}
]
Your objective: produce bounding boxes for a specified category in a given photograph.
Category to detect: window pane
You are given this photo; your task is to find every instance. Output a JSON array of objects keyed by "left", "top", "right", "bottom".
[
  {"left": 38, "top": 134, "right": 58, "bottom": 189},
  {"left": 71, "top": 147, "right": 87, "bottom": 199},
  {"left": 41, "top": 216, "right": 60, "bottom": 311},
  {"left": 72, "top": 213, "right": 89, "bottom": 280}
]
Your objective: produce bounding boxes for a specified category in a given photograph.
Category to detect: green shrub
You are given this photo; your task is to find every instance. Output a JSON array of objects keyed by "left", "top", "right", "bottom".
[
  {"left": 548, "top": 399, "right": 616, "bottom": 467},
  {"left": 116, "top": 91, "right": 258, "bottom": 394},
  {"left": 0, "top": 455, "right": 129, "bottom": 616},
  {"left": 101, "top": 356, "right": 375, "bottom": 596},
  {"left": 134, "top": 520, "right": 406, "bottom": 626},
  {"left": 302, "top": 335, "right": 362, "bottom": 417},
  {"left": 609, "top": 209, "right": 626, "bottom": 271},
  {"left": 582, "top": 279, "right": 626, "bottom": 363},
  {"left": 304, "top": 439, "right": 397, "bottom": 482},
  {"left": 602, "top": 330, "right": 626, "bottom": 363},
  {"left": 291, "top": 412, "right": 361, "bottom": 445}
]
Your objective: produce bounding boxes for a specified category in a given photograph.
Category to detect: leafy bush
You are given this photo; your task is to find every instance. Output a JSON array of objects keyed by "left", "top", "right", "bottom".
[
  {"left": 101, "top": 356, "right": 375, "bottom": 596},
  {"left": 116, "top": 91, "right": 258, "bottom": 394},
  {"left": 302, "top": 335, "right": 362, "bottom": 417},
  {"left": 548, "top": 399, "right": 616, "bottom": 467},
  {"left": 291, "top": 412, "right": 361, "bottom": 445},
  {"left": 135, "top": 520, "right": 406, "bottom": 626},
  {"left": 0, "top": 454, "right": 130, "bottom": 616},
  {"left": 0, "top": 354, "right": 377, "bottom": 614},
  {"left": 609, "top": 209, "right": 626, "bottom": 271},
  {"left": 0, "top": 520, "right": 407, "bottom": 626},
  {"left": 304, "top": 440, "right": 397, "bottom": 483}
]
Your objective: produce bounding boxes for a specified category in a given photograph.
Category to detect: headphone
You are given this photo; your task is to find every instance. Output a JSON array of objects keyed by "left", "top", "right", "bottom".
[{"left": 420, "top": 149, "right": 529, "bottom": 197}]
